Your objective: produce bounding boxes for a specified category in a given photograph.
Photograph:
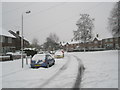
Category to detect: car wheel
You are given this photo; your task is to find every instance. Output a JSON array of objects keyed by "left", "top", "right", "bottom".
[
  {"left": 31, "top": 67, "right": 35, "bottom": 69},
  {"left": 53, "top": 62, "right": 55, "bottom": 65}
]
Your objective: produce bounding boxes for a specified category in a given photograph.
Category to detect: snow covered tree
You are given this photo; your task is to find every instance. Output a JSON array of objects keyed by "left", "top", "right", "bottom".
[
  {"left": 108, "top": 1, "right": 120, "bottom": 37},
  {"left": 73, "top": 14, "right": 94, "bottom": 51}
]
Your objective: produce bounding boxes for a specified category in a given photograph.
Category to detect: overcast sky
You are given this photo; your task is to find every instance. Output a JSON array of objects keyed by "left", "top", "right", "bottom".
[{"left": 2, "top": 2, "right": 115, "bottom": 44}]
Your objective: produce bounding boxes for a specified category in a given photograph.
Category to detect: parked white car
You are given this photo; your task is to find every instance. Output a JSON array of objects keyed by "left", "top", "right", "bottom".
[{"left": 54, "top": 50, "right": 64, "bottom": 58}]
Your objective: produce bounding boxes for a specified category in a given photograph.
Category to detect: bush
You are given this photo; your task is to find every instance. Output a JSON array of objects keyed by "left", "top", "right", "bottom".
[{"left": 24, "top": 50, "right": 37, "bottom": 57}]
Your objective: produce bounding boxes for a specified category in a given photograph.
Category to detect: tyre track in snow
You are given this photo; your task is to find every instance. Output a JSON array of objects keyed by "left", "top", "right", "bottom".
[
  {"left": 37, "top": 54, "right": 71, "bottom": 88},
  {"left": 72, "top": 55, "right": 85, "bottom": 89},
  {"left": 38, "top": 54, "right": 84, "bottom": 88}
]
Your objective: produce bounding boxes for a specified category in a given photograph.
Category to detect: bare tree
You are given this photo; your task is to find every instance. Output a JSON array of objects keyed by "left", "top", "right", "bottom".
[
  {"left": 49, "top": 33, "right": 59, "bottom": 43},
  {"left": 43, "top": 33, "right": 60, "bottom": 51},
  {"left": 32, "top": 38, "right": 38, "bottom": 46},
  {"left": 32, "top": 38, "right": 41, "bottom": 50},
  {"left": 73, "top": 14, "right": 94, "bottom": 51},
  {"left": 108, "top": 1, "right": 120, "bottom": 37}
]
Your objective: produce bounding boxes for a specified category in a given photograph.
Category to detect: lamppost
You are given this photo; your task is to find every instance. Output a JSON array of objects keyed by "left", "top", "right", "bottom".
[{"left": 21, "top": 10, "right": 31, "bottom": 68}]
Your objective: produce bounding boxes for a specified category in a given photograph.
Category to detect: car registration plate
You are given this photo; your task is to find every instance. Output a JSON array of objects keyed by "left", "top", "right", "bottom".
[{"left": 35, "top": 65, "right": 41, "bottom": 66}]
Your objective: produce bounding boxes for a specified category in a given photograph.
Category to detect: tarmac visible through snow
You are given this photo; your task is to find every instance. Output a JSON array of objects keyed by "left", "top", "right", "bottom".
[{"left": 73, "top": 55, "right": 85, "bottom": 88}]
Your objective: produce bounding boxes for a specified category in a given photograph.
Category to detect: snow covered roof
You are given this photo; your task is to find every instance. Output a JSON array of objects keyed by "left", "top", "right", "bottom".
[
  {"left": 62, "top": 36, "right": 107, "bottom": 46},
  {"left": 8, "top": 30, "right": 29, "bottom": 42},
  {"left": 61, "top": 40, "right": 83, "bottom": 46},
  {"left": 94, "top": 37, "right": 102, "bottom": 41},
  {"left": 0, "top": 28, "right": 15, "bottom": 38},
  {"left": 67, "top": 40, "right": 81, "bottom": 44},
  {"left": 24, "top": 48, "right": 36, "bottom": 50},
  {"left": 61, "top": 42, "right": 67, "bottom": 46}
]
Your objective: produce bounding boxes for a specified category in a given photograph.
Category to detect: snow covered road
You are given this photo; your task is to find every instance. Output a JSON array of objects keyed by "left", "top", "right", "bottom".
[{"left": 1, "top": 54, "right": 83, "bottom": 88}]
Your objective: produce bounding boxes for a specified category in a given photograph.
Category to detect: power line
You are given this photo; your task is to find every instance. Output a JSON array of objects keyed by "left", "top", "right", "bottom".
[
  {"left": 2, "top": 2, "right": 67, "bottom": 26},
  {"left": 2, "top": 3, "right": 33, "bottom": 14},
  {"left": 30, "top": 2, "right": 67, "bottom": 17},
  {"left": 3, "top": 2, "right": 105, "bottom": 44},
  {"left": 3, "top": 2, "right": 104, "bottom": 32},
  {"left": 0, "top": 3, "right": 34, "bottom": 16},
  {"left": 25, "top": 2, "right": 104, "bottom": 31}
]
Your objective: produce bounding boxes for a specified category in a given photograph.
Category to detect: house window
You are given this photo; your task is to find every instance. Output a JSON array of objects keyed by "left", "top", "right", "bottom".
[
  {"left": 94, "top": 41, "right": 98, "bottom": 44},
  {"left": 115, "top": 43, "right": 119, "bottom": 48},
  {"left": 109, "top": 43, "right": 113, "bottom": 47},
  {"left": 115, "top": 38, "right": 118, "bottom": 42},
  {"left": 0, "top": 36, "right": 5, "bottom": 42},
  {"left": 0, "top": 36, "right": 2, "bottom": 42},
  {"left": 8, "top": 38, "right": 12, "bottom": 43},
  {"left": 105, "top": 39, "right": 108, "bottom": 42},
  {"left": 110, "top": 39, "right": 113, "bottom": 42}
]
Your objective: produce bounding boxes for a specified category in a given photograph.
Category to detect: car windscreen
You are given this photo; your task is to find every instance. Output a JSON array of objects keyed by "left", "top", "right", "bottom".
[
  {"left": 55, "top": 51, "right": 63, "bottom": 55},
  {"left": 32, "top": 54, "right": 45, "bottom": 61}
]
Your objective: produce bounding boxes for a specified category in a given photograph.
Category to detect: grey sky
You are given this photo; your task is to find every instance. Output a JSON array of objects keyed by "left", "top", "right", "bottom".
[{"left": 2, "top": 2, "right": 115, "bottom": 44}]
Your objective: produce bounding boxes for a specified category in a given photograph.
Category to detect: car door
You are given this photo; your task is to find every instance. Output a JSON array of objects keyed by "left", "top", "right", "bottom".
[
  {"left": 50, "top": 55, "right": 54, "bottom": 64},
  {"left": 47, "top": 55, "right": 53, "bottom": 65},
  {"left": 46, "top": 55, "right": 51, "bottom": 65}
]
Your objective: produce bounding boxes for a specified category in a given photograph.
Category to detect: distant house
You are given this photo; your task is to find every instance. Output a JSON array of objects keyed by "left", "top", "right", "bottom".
[
  {"left": 0, "top": 28, "right": 30, "bottom": 55},
  {"left": 61, "top": 37, "right": 120, "bottom": 51},
  {"left": 102, "top": 37, "right": 120, "bottom": 50},
  {"left": 86, "top": 38, "right": 102, "bottom": 50}
]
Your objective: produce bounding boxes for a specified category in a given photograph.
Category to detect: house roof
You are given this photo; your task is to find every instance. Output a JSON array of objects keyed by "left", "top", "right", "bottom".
[
  {"left": 93, "top": 37, "right": 99, "bottom": 41},
  {"left": 0, "top": 28, "right": 15, "bottom": 38},
  {"left": 8, "top": 30, "right": 29, "bottom": 43},
  {"left": 62, "top": 37, "right": 101, "bottom": 46},
  {"left": 67, "top": 40, "right": 81, "bottom": 45},
  {"left": 61, "top": 42, "right": 66, "bottom": 46}
]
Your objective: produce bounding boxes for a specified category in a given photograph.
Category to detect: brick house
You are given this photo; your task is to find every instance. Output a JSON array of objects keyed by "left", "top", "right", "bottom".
[
  {"left": 0, "top": 29, "right": 30, "bottom": 55},
  {"left": 102, "top": 37, "right": 120, "bottom": 50},
  {"left": 61, "top": 37, "right": 120, "bottom": 51},
  {"left": 86, "top": 38, "right": 102, "bottom": 50},
  {"left": 0, "top": 29, "right": 16, "bottom": 54}
]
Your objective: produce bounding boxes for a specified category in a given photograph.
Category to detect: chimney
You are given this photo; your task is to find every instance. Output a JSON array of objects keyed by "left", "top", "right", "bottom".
[{"left": 16, "top": 31, "right": 19, "bottom": 35}]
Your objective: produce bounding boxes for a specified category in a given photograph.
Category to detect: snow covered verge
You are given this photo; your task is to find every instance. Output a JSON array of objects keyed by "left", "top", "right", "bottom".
[{"left": 72, "top": 50, "right": 118, "bottom": 88}]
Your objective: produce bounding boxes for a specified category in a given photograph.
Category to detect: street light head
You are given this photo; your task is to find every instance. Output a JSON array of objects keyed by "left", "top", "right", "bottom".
[{"left": 26, "top": 11, "right": 31, "bottom": 14}]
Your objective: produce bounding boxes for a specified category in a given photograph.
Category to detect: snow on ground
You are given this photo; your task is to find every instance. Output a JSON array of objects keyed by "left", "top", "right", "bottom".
[
  {"left": 71, "top": 50, "right": 118, "bottom": 88},
  {"left": 1, "top": 54, "right": 79, "bottom": 88},
  {"left": 1, "top": 50, "right": 118, "bottom": 88}
]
